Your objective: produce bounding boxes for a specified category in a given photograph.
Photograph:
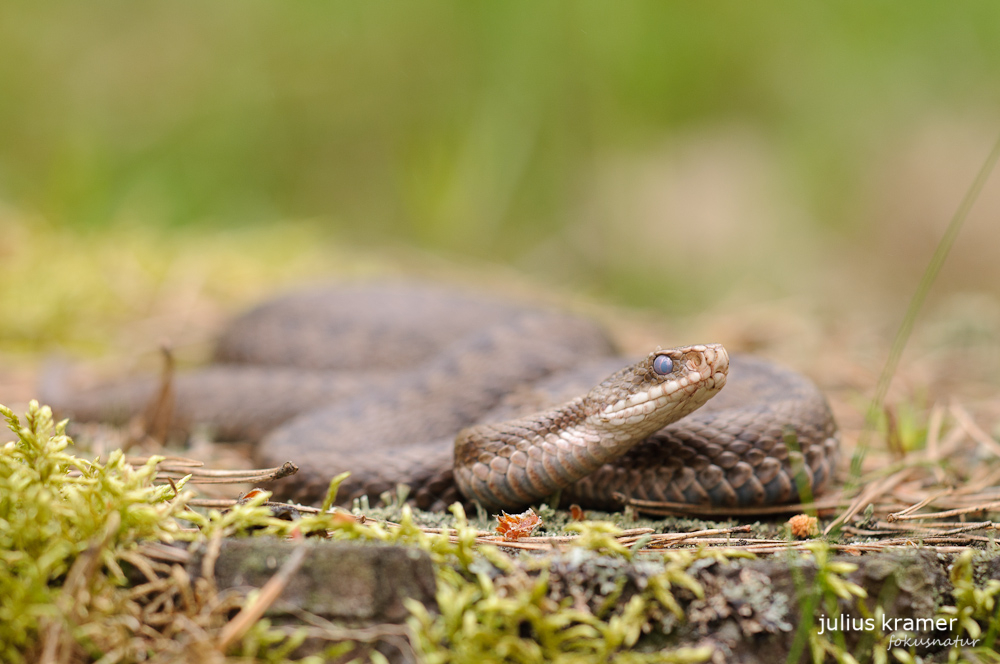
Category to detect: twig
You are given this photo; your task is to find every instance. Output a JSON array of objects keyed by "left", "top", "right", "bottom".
[
  {"left": 960, "top": 467, "right": 1000, "bottom": 495},
  {"left": 886, "top": 489, "right": 953, "bottom": 522},
  {"left": 824, "top": 469, "right": 912, "bottom": 536},
  {"left": 153, "top": 462, "right": 299, "bottom": 484},
  {"left": 883, "top": 501, "right": 1000, "bottom": 522},
  {"left": 144, "top": 343, "right": 176, "bottom": 447},
  {"left": 925, "top": 404, "right": 946, "bottom": 483},
  {"left": 951, "top": 401, "right": 1000, "bottom": 459},
  {"left": 40, "top": 512, "right": 122, "bottom": 664},
  {"left": 216, "top": 544, "right": 309, "bottom": 651},
  {"left": 613, "top": 494, "right": 848, "bottom": 517},
  {"left": 642, "top": 525, "right": 754, "bottom": 547},
  {"left": 933, "top": 522, "right": 997, "bottom": 536}
]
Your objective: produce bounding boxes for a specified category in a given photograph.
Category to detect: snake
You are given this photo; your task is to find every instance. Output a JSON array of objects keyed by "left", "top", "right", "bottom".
[{"left": 43, "top": 281, "right": 839, "bottom": 512}]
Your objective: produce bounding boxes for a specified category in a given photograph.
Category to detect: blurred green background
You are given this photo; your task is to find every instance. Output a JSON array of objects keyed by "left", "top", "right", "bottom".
[{"left": 2, "top": 1, "right": 1000, "bottom": 357}]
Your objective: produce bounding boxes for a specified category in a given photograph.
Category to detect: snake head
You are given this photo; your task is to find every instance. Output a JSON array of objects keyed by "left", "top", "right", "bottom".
[
  {"left": 454, "top": 342, "right": 730, "bottom": 512},
  {"left": 592, "top": 343, "right": 729, "bottom": 433}
]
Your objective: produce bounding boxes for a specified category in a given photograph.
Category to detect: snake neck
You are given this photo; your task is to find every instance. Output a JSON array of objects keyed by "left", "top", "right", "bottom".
[{"left": 453, "top": 343, "right": 729, "bottom": 511}]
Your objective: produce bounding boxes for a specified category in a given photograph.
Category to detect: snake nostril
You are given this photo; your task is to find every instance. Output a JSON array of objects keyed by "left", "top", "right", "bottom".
[{"left": 683, "top": 351, "right": 703, "bottom": 371}]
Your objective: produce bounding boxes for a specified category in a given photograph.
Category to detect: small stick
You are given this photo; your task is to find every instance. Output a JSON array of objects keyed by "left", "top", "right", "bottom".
[
  {"left": 951, "top": 401, "right": 1000, "bottom": 459},
  {"left": 642, "top": 524, "right": 753, "bottom": 544},
  {"left": 155, "top": 462, "right": 299, "bottom": 484},
  {"left": 823, "top": 469, "right": 911, "bottom": 536},
  {"left": 925, "top": 404, "right": 946, "bottom": 483},
  {"left": 884, "top": 501, "right": 1000, "bottom": 522},
  {"left": 937, "top": 424, "right": 969, "bottom": 458},
  {"left": 614, "top": 494, "right": 848, "bottom": 517},
  {"left": 646, "top": 536, "right": 786, "bottom": 547},
  {"left": 959, "top": 467, "right": 1000, "bottom": 495},
  {"left": 216, "top": 544, "right": 308, "bottom": 651},
  {"left": 925, "top": 403, "right": 944, "bottom": 460},
  {"left": 886, "top": 488, "right": 953, "bottom": 522},
  {"left": 933, "top": 521, "right": 997, "bottom": 536}
]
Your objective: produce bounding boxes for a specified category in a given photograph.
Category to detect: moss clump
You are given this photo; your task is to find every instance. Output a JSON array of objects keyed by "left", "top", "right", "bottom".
[{"left": 0, "top": 401, "right": 190, "bottom": 662}]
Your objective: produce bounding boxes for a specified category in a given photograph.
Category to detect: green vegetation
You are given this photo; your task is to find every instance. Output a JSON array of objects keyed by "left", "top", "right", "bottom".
[
  {"left": 939, "top": 551, "right": 1000, "bottom": 663},
  {"left": 0, "top": 401, "right": 190, "bottom": 663},
  {"left": 0, "top": 219, "right": 355, "bottom": 356},
  {"left": 0, "top": 401, "right": 718, "bottom": 662},
  {"left": 788, "top": 542, "right": 869, "bottom": 664},
  {"left": 3, "top": 4, "right": 1000, "bottom": 661},
  {"left": 5, "top": 400, "right": 1000, "bottom": 662},
  {"left": 2, "top": 2, "right": 1000, "bottom": 312}
]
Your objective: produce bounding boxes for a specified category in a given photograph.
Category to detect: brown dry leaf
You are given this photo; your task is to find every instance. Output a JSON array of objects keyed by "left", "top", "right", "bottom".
[
  {"left": 495, "top": 508, "right": 542, "bottom": 541},
  {"left": 237, "top": 488, "right": 269, "bottom": 503}
]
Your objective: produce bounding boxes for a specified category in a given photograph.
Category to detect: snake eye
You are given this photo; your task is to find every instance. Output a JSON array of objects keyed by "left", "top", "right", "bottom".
[{"left": 652, "top": 355, "right": 673, "bottom": 376}]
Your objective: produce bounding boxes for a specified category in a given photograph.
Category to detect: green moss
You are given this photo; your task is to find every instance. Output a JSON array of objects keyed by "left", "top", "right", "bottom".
[
  {"left": 0, "top": 401, "right": 190, "bottom": 662},
  {"left": 938, "top": 550, "right": 1000, "bottom": 663},
  {"left": 11, "top": 399, "right": 1000, "bottom": 663},
  {"left": 0, "top": 401, "right": 726, "bottom": 663}
]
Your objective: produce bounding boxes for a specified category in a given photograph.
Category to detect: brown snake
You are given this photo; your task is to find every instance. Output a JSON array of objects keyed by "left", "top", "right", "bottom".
[{"left": 44, "top": 281, "right": 839, "bottom": 512}]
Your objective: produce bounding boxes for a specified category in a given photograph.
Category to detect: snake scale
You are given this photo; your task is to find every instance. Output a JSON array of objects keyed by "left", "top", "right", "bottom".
[{"left": 44, "top": 282, "right": 839, "bottom": 512}]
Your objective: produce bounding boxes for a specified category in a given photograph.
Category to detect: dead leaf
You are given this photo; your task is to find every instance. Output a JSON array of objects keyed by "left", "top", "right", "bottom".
[{"left": 495, "top": 508, "right": 542, "bottom": 541}]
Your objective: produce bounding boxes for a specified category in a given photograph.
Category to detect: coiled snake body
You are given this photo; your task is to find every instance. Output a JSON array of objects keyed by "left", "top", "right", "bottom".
[{"left": 46, "top": 282, "right": 839, "bottom": 512}]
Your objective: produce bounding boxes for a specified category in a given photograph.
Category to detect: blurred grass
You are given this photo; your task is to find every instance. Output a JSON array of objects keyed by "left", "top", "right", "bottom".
[
  {"left": 0, "top": 218, "right": 359, "bottom": 356},
  {"left": 1, "top": 1, "right": 999, "bottom": 331}
]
